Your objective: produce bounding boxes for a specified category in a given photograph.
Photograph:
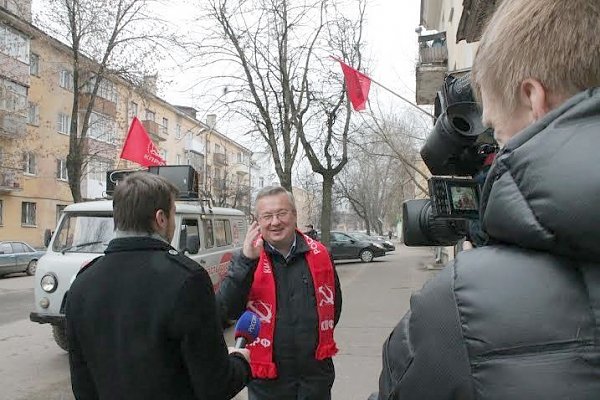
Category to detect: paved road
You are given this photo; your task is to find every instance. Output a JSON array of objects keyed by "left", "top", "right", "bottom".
[{"left": 0, "top": 244, "right": 437, "bottom": 400}]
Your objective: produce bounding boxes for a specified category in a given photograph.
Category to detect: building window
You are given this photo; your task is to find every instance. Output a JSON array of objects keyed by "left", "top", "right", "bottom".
[
  {"left": 175, "top": 123, "right": 182, "bottom": 139},
  {"left": 259, "top": 177, "right": 264, "bottom": 188},
  {"left": 22, "top": 151, "right": 36, "bottom": 175},
  {"left": 56, "top": 204, "right": 67, "bottom": 225},
  {"left": 21, "top": 202, "right": 36, "bottom": 226},
  {"left": 176, "top": 154, "right": 181, "bottom": 165},
  {"left": 0, "top": 23, "right": 29, "bottom": 63},
  {"left": 59, "top": 69, "right": 74, "bottom": 90},
  {"left": 129, "top": 101, "right": 138, "bottom": 119},
  {"left": 57, "top": 113, "right": 71, "bottom": 134},
  {"left": 0, "top": 199, "right": 3, "bottom": 225},
  {"left": 215, "top": 144, "right": 221, "bottom": 154},
  {"left": 0, "top": 78, "right": 27, "bottom": 115},
  {"left": 160, "top": 149, "right": 167, "bottom": 162},
  {"left": 88, "top": 158, "right": 111, "bottom": 182},
  {"left": 56, "top": 159, "right": 68, "bottom": 181},
  {"left": 27, "top": 102, "right": 39, "bottom": 125},
  {"left": 161, "top": 117, "right": 169, "bottom": 136},
  {"left": 145, "top": 110, "right": 155, "bottom": 122},
  {"left": 237, "top": 152, "right": 242, "bottom": 163},
  {"left": 85, "top": 76, "right": 117, "bottom": 103},
  {"left": 30, "top": 53, "right": 39, "bottom": 76},
  {"left": 88, "top": 112, "right": 116, "bottom": 143}
]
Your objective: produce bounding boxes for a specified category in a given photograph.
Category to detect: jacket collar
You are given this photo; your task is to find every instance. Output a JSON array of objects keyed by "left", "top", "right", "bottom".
[{"left": 105, "top": 236, "right": 171, "bottom": 254}]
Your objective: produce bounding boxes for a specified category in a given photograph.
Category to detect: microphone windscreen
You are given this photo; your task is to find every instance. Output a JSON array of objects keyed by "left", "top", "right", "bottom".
[{"left": 234, "top": 311, "right": 261, "bottom": 344}]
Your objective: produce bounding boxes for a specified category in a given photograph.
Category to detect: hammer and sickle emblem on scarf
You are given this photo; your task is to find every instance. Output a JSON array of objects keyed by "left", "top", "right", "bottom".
[
  {"left": 318, "top": 285, "right": 334, "bottom": 307},
  {"left": 247, "top": 300, "right": 273, "bottom": 323}
]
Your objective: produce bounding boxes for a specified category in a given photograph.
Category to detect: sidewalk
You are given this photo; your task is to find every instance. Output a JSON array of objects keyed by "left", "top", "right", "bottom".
[{"left": 332, "top": 245, "right": 437, "bottom": 399}]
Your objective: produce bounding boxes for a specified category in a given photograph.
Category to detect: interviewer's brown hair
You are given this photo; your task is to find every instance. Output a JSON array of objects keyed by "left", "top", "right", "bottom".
[{"left": 113, "top": 172, "right": 179, "bottom": 233}]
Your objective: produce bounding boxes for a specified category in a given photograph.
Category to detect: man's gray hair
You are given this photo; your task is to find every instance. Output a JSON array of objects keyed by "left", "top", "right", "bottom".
[{"left": 255, "top": 186, "right": 296, "bottom": 211}]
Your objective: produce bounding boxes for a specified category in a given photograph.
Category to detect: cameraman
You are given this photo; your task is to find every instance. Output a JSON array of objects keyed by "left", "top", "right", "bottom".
[{"left": 374, "top": 0, "right": 600, "bottom": 398}]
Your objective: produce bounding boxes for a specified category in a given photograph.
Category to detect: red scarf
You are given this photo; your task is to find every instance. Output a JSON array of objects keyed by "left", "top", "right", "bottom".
[{"left": 246, "top": 231, "right": 338, "bottom": 379}]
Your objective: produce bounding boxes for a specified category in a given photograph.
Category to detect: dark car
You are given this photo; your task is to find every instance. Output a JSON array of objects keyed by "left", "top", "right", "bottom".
[
  {"left": 348, "top": 231, "right": 396, "bottom": 252},
  {"left": 323, "top": 231, "right": 386, "bottom": 263},
  {"left": 0, "top": 241, "right": 45, "bottom": 277}
]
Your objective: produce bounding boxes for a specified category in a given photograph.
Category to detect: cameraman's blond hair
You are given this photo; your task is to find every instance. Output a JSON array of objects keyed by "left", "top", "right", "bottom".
[{"left": 472, "top": 0, "right": 600, "bottom": 111}]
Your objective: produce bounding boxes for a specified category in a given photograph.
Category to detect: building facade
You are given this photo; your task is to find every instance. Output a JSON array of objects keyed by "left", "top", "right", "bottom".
[
  {"left": 0, "top": 3, "right": 252, "bottom": 247},
  {"left": 416, "top": 0, "right": 480, "bottom": 105}
]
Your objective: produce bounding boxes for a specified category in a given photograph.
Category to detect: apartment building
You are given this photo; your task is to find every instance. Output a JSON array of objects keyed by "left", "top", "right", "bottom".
[
  {"left": 416, "top": 0, "right": 481, "bottom": 105},
  {"left": 0, "top": 3, "right": 252, "bottom": 247},
  {"left": 202, "top": 116, "right": 253, "bottom": 213}
]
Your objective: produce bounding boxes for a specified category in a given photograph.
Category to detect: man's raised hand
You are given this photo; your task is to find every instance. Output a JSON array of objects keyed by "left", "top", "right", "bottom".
[{"left": 242, "top": 221, "right": 263, "bottom": 259}]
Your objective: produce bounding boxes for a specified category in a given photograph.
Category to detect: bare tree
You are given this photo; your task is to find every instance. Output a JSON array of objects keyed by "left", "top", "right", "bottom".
[
  {"left": 296, "top": 0, "right": 366, "bottom": 244},
  {"left": 196, "top": 0, "right": 366, "bottom": 244},
  {"left": 39, "top": 0, "right": 175, "bottom": 202},
  {"left": 337, "top": 112, "right": 428, "bottom": 234}
]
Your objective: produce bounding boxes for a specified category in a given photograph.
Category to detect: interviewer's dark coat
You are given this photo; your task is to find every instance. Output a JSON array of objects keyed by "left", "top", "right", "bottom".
[
  {"left": 66, "top": 237, "right": 250, "bottom": 400},
  {"left": 377, "top": 89, "right": 600, "bottom": 399},
  {"left": 217, "top": 232, "right": 342, "bottom": 400}
]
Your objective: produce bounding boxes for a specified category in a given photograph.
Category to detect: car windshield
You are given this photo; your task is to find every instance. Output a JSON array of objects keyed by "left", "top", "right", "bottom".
[{"left": 52, "top": 213, "right": 114, "bottom": 253}]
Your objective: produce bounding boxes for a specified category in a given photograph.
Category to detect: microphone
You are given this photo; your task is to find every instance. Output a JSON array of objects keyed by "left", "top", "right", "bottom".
[{"left": 234, "top": 311, "right": 261, "bottom": 348}]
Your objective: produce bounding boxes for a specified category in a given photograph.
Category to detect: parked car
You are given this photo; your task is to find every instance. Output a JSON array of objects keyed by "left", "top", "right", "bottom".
[
  {"left": 0, "top": 241, "right": 46, "bottom": 277},
  {"left": 319, "top": 231, "right": 386, "bottom": 262},
  {"left": 348, "top": 231, "right": 396, "bottom": 252}
]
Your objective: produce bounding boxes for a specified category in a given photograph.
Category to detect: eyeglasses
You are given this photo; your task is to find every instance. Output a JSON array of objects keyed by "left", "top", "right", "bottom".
[{"left": 258, "top": 209, "right": 292, "bottom": 223}]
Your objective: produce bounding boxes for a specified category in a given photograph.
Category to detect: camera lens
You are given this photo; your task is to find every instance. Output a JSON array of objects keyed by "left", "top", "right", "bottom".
[{"left": 452, "top": 116, "right": 471, "bottom": 134}]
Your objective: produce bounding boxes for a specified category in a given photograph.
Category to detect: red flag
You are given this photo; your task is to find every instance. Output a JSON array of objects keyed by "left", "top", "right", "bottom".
[
  {"left": 120, "top": 117, "right": 166, "bottom": 166},
  {"left": 337, "top": 59, "right": 371, "bottom": 111}
]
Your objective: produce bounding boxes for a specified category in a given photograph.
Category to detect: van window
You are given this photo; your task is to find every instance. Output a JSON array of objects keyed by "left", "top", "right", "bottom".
[
  {"left": 214, "top": 219, "right": 232, "bottom": 247},
  {"left": 203, "top": 219, "right": 214, "bottom": 248},
  {"left": 180, "top": 218, "right": 200, "bottom": 254}
]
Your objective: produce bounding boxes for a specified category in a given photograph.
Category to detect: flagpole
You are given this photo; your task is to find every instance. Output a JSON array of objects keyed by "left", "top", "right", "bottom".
[
  {"left": 368, "top": 77, "right": 435, "bottom": 119},
  {"left": 331, "top": 56, "right": 435, "bottom": 119}
]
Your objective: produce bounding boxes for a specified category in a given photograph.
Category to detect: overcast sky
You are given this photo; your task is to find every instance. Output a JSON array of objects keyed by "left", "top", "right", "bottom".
[{"left": 32, "top": 0, "right": 423, "bottom": 147}]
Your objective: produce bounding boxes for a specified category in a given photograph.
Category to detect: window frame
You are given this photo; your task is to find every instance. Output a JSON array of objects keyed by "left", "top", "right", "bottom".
[
  {"left": 22, "top": 151, "right": 36, "bottom": 175},
  {"left": 21, "top": 201, "right": 37, "bottom": 226},
  {"left": 56, "top": 158, "right": 68, "bottom": 181},
  {"left": 30, "top": 52, "right": 40, "bottom": 76}
]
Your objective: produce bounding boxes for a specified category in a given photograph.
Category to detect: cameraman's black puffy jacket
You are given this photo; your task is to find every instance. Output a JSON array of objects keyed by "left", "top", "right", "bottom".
[{"left": 377, "top": 88, "right": 600, "bottom": 399}]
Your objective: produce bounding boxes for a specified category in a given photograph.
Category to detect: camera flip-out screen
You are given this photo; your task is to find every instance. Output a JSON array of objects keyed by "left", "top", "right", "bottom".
[{"left": 429, "top": 177, "right": 480, "bottom": 218}]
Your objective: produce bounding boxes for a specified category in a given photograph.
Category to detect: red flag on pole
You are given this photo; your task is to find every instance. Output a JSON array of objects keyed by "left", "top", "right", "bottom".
[
  {"left": 119, "top": 117, "right": 166, "bottom": 167},
  {"left": 337, "top": 59, "right": 372, "bottom": 111}
]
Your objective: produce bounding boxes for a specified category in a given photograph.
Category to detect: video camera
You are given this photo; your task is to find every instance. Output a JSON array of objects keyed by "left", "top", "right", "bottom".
[{"left": 403, "top": 73, "right": 497, "bottom": 247}]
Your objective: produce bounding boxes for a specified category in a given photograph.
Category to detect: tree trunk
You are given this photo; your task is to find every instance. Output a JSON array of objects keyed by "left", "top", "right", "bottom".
[
  {"left": 280, "top": 169, "right": 293, "bottom": 193},
  {"left": 319, "top": 174, "right": 334, "bottom": 246},
  {"left": 67, "top": 65, "right": 82, "bottom": 203}
]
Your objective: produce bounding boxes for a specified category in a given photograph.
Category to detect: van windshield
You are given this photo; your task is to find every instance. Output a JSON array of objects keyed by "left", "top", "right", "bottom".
[{"left": 52, "top": 213, "right": 114, "bottom": 253}]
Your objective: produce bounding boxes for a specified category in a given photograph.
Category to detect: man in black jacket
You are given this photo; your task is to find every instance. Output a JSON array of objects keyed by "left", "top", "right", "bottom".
[
  {"left": 217, "top": 186, "right": 342, "bottom": 400},
  {"left": 66, "top": 172, "right": 251, "bottom": 400},
  {"left": 375, "top": 0, "right": 600, "bottom": 399}
]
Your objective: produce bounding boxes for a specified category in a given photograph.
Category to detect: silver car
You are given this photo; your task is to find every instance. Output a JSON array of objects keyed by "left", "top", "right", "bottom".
[{"left": 0, "top": 241, "right": 46, "bottom": 277}]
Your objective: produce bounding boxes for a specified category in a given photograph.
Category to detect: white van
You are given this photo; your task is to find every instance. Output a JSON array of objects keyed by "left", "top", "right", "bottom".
[{"left": 30, "top": 199, "right": 247, "bottom": 351}]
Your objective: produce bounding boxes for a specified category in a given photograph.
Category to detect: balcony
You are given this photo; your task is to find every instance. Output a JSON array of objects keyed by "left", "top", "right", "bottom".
[
  {"left": 0, "top": 53, "right": 30, "bottom": 87},
  {"left": 416, "top": 31, "right": 448, "bottom": 105},
  {"left": 184, "top": 136, "right": 205, "bottom": 155},
  {"left": 213, "top": 152, "right": 227, "bottom": 166},
  {"left": 79, "top": 93, "right": 117, "bottom": 117},
  {"left": 0, "top": 168, "right": 23, "bottom": 192},
  {"left": 141, "top": 120, "right": 166, "bottom": 142},
  {"left": 0, "top": 112, "right": 27, "bottom": 139}
]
